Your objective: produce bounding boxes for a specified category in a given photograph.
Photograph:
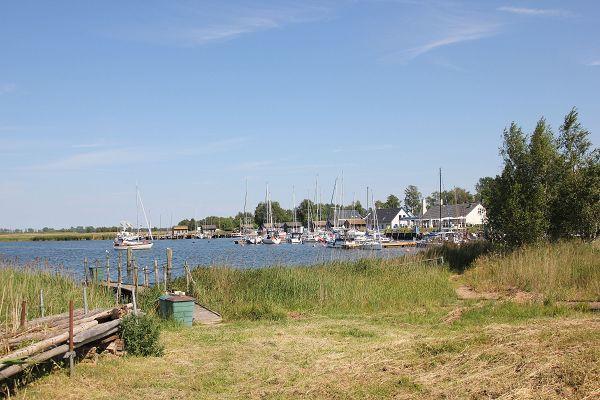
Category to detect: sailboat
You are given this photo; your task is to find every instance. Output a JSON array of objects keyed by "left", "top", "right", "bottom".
[
  {"left": 287, "top": 187, "right": 302, "bottom": 244},
  {"left": 262, "top": 183, "right": 281, "bottom": 244},
  {"left": 114, "top": 186, "right": 154, "bottom": 250},
  {"left": 360, "top": 191, "right": 382, "bottom": 250}
]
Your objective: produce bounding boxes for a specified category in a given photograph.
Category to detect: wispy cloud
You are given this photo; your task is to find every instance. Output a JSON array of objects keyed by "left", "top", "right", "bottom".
[
  {"left": 333, "top": 144, "right": 396, "bottom": 153},
  {"left": 0, "top": 83, "right": 16, "bottom": 95},
  {"left": 25, "top": 148, "right": 147, "bottom": 171},
  {"left": 71, "top": 143, "right": 104, "bottom": 149},
  {"left": 401, "top": 23, "right": 498, "bottom": 61},
  {"left": 586, "top": 60, "right": 600, "bottom": 66},
  {"left": 497, "top": 6, "right": 570, "bottom": 17},
  {"left": 116, "top": 2, "right": 331, "bottom": 46}
]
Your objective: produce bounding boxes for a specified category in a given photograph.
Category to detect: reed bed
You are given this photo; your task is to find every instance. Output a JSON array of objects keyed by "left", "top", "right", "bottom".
[
  {"left": 0, "top": 260, "right": 114, "bottom": 333},
  {"left": 0, "top": 232, "right": 115, "bottom": 242},
  {"left": 178, "top": 256, "right": 455, "bottom": 320},
  {"left": 464, "top": 241, "right": 600, "bottom": 301}
]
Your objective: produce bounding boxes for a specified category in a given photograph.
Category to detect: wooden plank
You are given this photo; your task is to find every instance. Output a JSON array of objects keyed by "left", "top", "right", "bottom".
[{"left": 193, "top": 303, "right": 222, "bottom": 325}]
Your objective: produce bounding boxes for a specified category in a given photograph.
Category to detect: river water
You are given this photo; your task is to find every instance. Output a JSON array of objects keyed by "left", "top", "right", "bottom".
[{"left": 0, "top": 238, "right": 414, "bottom": 280}]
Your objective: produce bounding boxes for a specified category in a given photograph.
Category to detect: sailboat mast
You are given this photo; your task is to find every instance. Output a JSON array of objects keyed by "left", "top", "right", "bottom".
[
  {"left": 137, "top": 188, "right": 153, "bottom": 240},
  {"left": 439, "top": 167, "right": 442, "bottom": 232}
]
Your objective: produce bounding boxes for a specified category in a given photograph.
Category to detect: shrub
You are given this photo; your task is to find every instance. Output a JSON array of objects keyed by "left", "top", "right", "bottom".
[
  {"left": 424, "top": 241, "right": 496, "bottom": 272},
  {"left": 121, "top": 314, "right": 164, "bottom": 357}
]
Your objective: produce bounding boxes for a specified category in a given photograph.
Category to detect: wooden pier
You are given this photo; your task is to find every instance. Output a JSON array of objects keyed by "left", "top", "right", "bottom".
[{"left": 382, "top": 241, "right": 417, "bottom": 248}]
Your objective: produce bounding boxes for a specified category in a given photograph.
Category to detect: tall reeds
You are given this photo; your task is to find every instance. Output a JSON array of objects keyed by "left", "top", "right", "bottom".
[
  {"left": 464, "top": 241, "right": 600, "bottom": 301},
  {"left": 0, "top": 261, "right": 114, "bottom": 332},
  {"left": 176, "top": 256, "right": 455, "bottom": 320}
]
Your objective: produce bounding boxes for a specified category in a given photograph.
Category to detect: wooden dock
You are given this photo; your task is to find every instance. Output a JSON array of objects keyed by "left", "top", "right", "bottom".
[{"left": 382, "top": 241, "right": 417, "bottom": 248}]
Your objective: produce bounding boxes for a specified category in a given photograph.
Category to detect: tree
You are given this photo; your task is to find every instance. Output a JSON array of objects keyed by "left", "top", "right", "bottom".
[
  {"left": 384, "top": 194, "right": 400, "bottom": 208},
  {"left": 475, "top": 177, "right": 494, "bottom": 206},
  {"left": 404, "top": 185, "right": 422, "bottom": 215},
  {"left": 254, "top": 201, "right": 292, "bottom": 225},
  {"left": 353, "top": 200, "right": 366, "bottom": 216}
]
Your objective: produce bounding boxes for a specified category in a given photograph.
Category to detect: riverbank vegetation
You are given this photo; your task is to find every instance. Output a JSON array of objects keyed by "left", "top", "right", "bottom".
[
  {"left": 0, "top": 232, "right": 116, "bottom": 242},
  {"left": 0, "top": 261, "right": 114, "bottom": 333}
]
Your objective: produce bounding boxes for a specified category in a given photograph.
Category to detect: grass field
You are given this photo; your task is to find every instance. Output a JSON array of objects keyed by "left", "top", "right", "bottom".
[
  {"left": 4, "top": 241, "right": 600, "bottom": 399},
  {"left": 0, "top": 232, "right": 116, "bottom": 242}
]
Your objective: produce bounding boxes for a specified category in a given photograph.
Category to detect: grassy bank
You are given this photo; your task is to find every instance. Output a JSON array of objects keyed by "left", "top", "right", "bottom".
[
  {"left": 464, "top": 241, "right": 600, "bottom": 301},
  {"left": 171, "top": 257, "right": 455, "bottom": 322},
  {"left": 0, "top": 264, "right": 114, "bottom": 333},
  {"left": 0, "top": 232, "right": 116, "bottom": 242}
]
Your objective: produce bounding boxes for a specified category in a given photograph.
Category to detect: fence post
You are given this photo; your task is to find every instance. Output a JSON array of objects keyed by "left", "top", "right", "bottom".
[
  {"left": 83, "top": 285, "right": 88, "bottom": 314},
  {"left": 83, "top": 257, "right": 89, "bottom": 285},
  {"left": 117, "top": 251, "right": 122, "bottom": 303},
  {"left": 133, "top": 260, "right": 139, "bottom": 293},
  {"left": 68, "top": 300, "right": 74, "bottom": 377},
  {"left": 163, "top": 263, "right": 168, "bottom": 292},
  {"left": 20, "top": 300, "right": 27, "bottom": 329},
  {"left": 184, "top": 261, "right": 190, "bottom": 293},
  {"left": 166, "top": 248, "right": 173, "bottom": 284},
  {"left": 154, "top": 259, "right": 159, "bottom": 287},
  {"left": 105, "top": 252, "right": 110, "bottom": 284},
  {"left": 39, "top": 289, "right": 45, "bottom": 318}
]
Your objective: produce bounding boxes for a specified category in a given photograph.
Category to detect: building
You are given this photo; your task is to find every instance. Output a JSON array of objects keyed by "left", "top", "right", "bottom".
[
  {"left": 373, "top": 207, "right": 415, "bottom": 230},
  {"left": 283, "top": 222, "right": 303, "bottom": 233},
  {"left": 260, "top": 222, "right": 285, "bottom": 232},
  {"left": 419, "top": 202, "right": 486, "bottom": 229},
  {"left": 172, "top": 225, "right": 188, "bottom": 238},
  {"left": 200, "top": 224, "right": 217, "bottom": 236},
  {"left": 327, "top": 209, "right": 363, "bottom": 228},
  {"left": 342, "top": 218, "right": 367, "bottom": 231}
]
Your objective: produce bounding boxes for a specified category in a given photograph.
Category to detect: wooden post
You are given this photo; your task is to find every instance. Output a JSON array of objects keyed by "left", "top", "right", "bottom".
[
  {"left": 105, "top": 253, "right": 110, "bottom": 284},
  {"left": 83, "top": 285, "right": 88, "bottom": 314},
  {"left": 166, "top": 248, "right": 173, "bottom": 284},
  {"left": 83, "top": 258, "right": 89, "bottom": 285},
  {"left": 126, "top": 247, "right": 133, "bottom": 272},
  {"left": 144, "top": 266, "right": 149, "bottom": 288},
  {"left": 117, "top": 251, "right": 123, "bottom": 303},
  {"left": 68, "top": 299, "right": 74, "bottom": 377},
  {"left": 184, "top": 261, "right": 190, "bottom": 293},
  {"left": 20, "top": 300, "right": 27, "bottom": 329},
  {"left": 163, "top": 263, "right": 168, "bottom": 292},
  {"left": 133, "top": 260, "right": 139, "bottom": 293},
  {"left": 153, "top": 259, "right": 159, "bottom": 287},
  {"left": 39, "top": 289, "right": 45, "bottom": 318}
]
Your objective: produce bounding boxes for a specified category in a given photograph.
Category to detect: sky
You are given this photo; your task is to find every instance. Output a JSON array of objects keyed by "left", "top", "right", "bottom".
[{"left": 1, "top": 0, "right": 599, "bottom": 229}]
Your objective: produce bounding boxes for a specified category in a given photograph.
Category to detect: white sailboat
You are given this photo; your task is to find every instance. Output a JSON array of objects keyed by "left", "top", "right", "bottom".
[
  {"left": 287, "top": 187, "right": 302, "bottom": 244},
  {"left": 360, "top": 191, "right": 383, "bottom": 250},
  {"left": 114, "top": 186, "right": 154, "bottom": 250},
  {"left": 262, "top": 183, "right": 281, "bottom": 244}
]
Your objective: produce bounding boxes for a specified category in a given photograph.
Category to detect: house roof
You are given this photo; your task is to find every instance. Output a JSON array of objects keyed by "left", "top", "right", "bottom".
[
  {"left": 421, "top": 203, "right": 481, "bottom": 219},
  {"left": 172, "top": 225, "right": 188, "bottom": 231},
  {"left": 201, "top": 224, "right": 217, "bottom": 230},
  {"left": 283, "top": 222, "right": 302, "bottom": 228},
  {"left": 312, "top": 220, "right": 327, "bottom": 227},
  {"left": 261, "top": 222, "right": 285, "bottom": 229},
  {"left": 374, "top": 207, "right": 414, "bottom": 224},
  {"left": 343, "top": 218, "right": 366, "bottom": 226},
  {"left": 328, "top": 209, "right": 363, "bottom": 221}
]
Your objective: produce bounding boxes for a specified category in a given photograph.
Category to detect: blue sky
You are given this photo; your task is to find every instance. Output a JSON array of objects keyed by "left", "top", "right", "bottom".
[{"left": 1, "top": 0, "right": 599, "bottom": 228}]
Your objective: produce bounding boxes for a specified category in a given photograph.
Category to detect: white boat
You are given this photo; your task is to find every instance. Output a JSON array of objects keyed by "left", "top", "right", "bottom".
[
  {"left": 114, "top": 186, "right": 154, "bottom": 250},
  {"left": 287, "top": 231, "right": 302, "bottom": 244},
  {"left": 262, "top": 183, "right": 281, "bottom": 245},
  {"left": 245, "top": 235, "right": 263, "bottom": 244},
  {"left": 263, "top": 235, "right": 281, "bottom": 245},
  {"left": 359, "top": 190, "right": 382, "bottom": 250}
]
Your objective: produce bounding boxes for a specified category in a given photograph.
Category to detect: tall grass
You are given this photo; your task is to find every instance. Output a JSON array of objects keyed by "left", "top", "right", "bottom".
[
  {"left": 174, "top": 257, "right": 455, "bottom": 320},
  {"left": 0, "top": 263, "right": 114, "bottom": 332},
  {"left": 423, "top": 241, "right": 496, "bottom": 272},
  {"left": 464, "top": 241, "right": 600, "bottom": 301}
]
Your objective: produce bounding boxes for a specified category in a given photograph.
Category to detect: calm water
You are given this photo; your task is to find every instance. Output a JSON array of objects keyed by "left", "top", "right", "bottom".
[{"left": 0, "top": 238, "right": 413, "bottom": 280}]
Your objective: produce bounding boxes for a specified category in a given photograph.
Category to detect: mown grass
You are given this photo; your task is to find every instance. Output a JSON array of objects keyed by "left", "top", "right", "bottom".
[
  {"left": 0, "top": 263, "right": 114, "bottom": 333},
  {"left": 464, "top": 241, "right": 600, "bottom": 301},
  {"left": 0, "top": 232, "right": 115, "bottom": 242},
  {"left": 171, "top": 257, "right": 455, "bottom": 322}
]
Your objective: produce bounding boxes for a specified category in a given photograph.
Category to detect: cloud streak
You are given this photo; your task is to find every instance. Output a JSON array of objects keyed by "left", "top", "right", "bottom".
[
  {"left": 0, "top": 83, "right": 16, "bottom": 95},
  {"left": 497, "top": 6, "right": 570, "bottom": 17},
  {"left": 586, "top": 60, "right": 600, "bottom": 66}
]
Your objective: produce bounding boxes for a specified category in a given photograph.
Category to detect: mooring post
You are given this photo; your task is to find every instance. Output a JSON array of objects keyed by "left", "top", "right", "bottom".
[
  {"left": 134, "top": 260, "right": 139, "bottom": 292},
  {"left": 166, "top": 248, "right": 173, "bottom": 284},
  {"left": 144, "top": 266, "right": 149, "bottom": 288},
  {"left": 20, "top": 300, "right": 27, "bottom": 329},
  {"left": 39, "top": 289, "right": 45, "bottom": 318},
  {"left": 68, "top": 299, "right": 74, "bottom": 377},
  {"left": 154, "top": 259, "right": 159, "bottom": 287},
  {"left": 126, "top": 247, "right": 133, "bottom": 272},
  {"left": 163, "top": 263, "right": 168, "bottom": 292},
  {"left": 117, "top": 251, "right": 123, "bottom": 303}
]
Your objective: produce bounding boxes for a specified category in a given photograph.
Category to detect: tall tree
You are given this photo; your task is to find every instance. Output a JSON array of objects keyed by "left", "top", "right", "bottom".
[
  {"left": 404, "top": 185, "right": 422, "bottom": 215},
  {"left": 384, "top": 194, "right": 400, "bottom": 208},
  {"left": 475, "top": 177, "right": 494, "bottom": 206}
]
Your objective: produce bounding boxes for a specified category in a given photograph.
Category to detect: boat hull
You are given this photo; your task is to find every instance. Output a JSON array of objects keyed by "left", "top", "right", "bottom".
[{"left": 114, "top": 242, "right": 153, "bottom": 250}]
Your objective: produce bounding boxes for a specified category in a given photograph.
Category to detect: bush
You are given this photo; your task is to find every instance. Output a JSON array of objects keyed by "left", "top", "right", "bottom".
[
  {"left": 424, "top": 241, "right": 495, "bottom": 272},
  {"left": 121, "top": 314, "right": 164, "bottom": 357}
]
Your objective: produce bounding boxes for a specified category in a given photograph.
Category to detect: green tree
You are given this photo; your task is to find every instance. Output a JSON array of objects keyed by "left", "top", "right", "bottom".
[
  {"left": 384, "top": 194, "right": 400, "bottom": 208},
  {"left": 404, "top": 185, "right": 422, "bottom": 215},
  {"left": 475, "top": 177, "right": 495, "bottom": 206}
]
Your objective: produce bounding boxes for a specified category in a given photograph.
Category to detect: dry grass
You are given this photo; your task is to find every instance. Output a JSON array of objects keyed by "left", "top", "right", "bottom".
[
  {"left": 464, "top": 241, "right": 600, "bottom": 302},
  {"left": 0, "top": 232, "right": 115, "bottom": 242},
  {"left": 10, "top": 313, "right": 599, "bottom": 399}
]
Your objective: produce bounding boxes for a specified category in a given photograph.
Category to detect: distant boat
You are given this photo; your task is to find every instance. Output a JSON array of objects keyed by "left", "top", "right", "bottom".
[
  {"left": 262, "top": 183, "right": 281, "bottom": 245},
  {"left": 114, "top": 186, "right": 153, "bottom": 250}
]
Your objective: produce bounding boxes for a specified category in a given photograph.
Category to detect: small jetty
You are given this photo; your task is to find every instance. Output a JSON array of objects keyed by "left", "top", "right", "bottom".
[{"left": 382, "top": 241, "right": 417, "bottom": 248}]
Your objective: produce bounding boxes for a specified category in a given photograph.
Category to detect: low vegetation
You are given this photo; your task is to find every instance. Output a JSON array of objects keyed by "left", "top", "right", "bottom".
[
  {"left": 465, "top": 241, "right": 600, "bottom": 301},
  {"left": 120, "top": 314, "right": 164, "bottom": 357},
  {"left": 0, "top": 232, "right": 115, "bottom": 242},
  {"left": 0, "top": 261, "right": 114, "bottom": 333}
]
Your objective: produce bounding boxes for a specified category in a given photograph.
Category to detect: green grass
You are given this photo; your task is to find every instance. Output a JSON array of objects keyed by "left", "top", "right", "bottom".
[
  {"left": 170, "top": 257, "right": 455, "bottom": 322},
  {"left": 0, "top": 264, "right": 115, "bottom": 333},
  {"left": 464, "top": 241, "right": 600, "bottom": 301}
]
